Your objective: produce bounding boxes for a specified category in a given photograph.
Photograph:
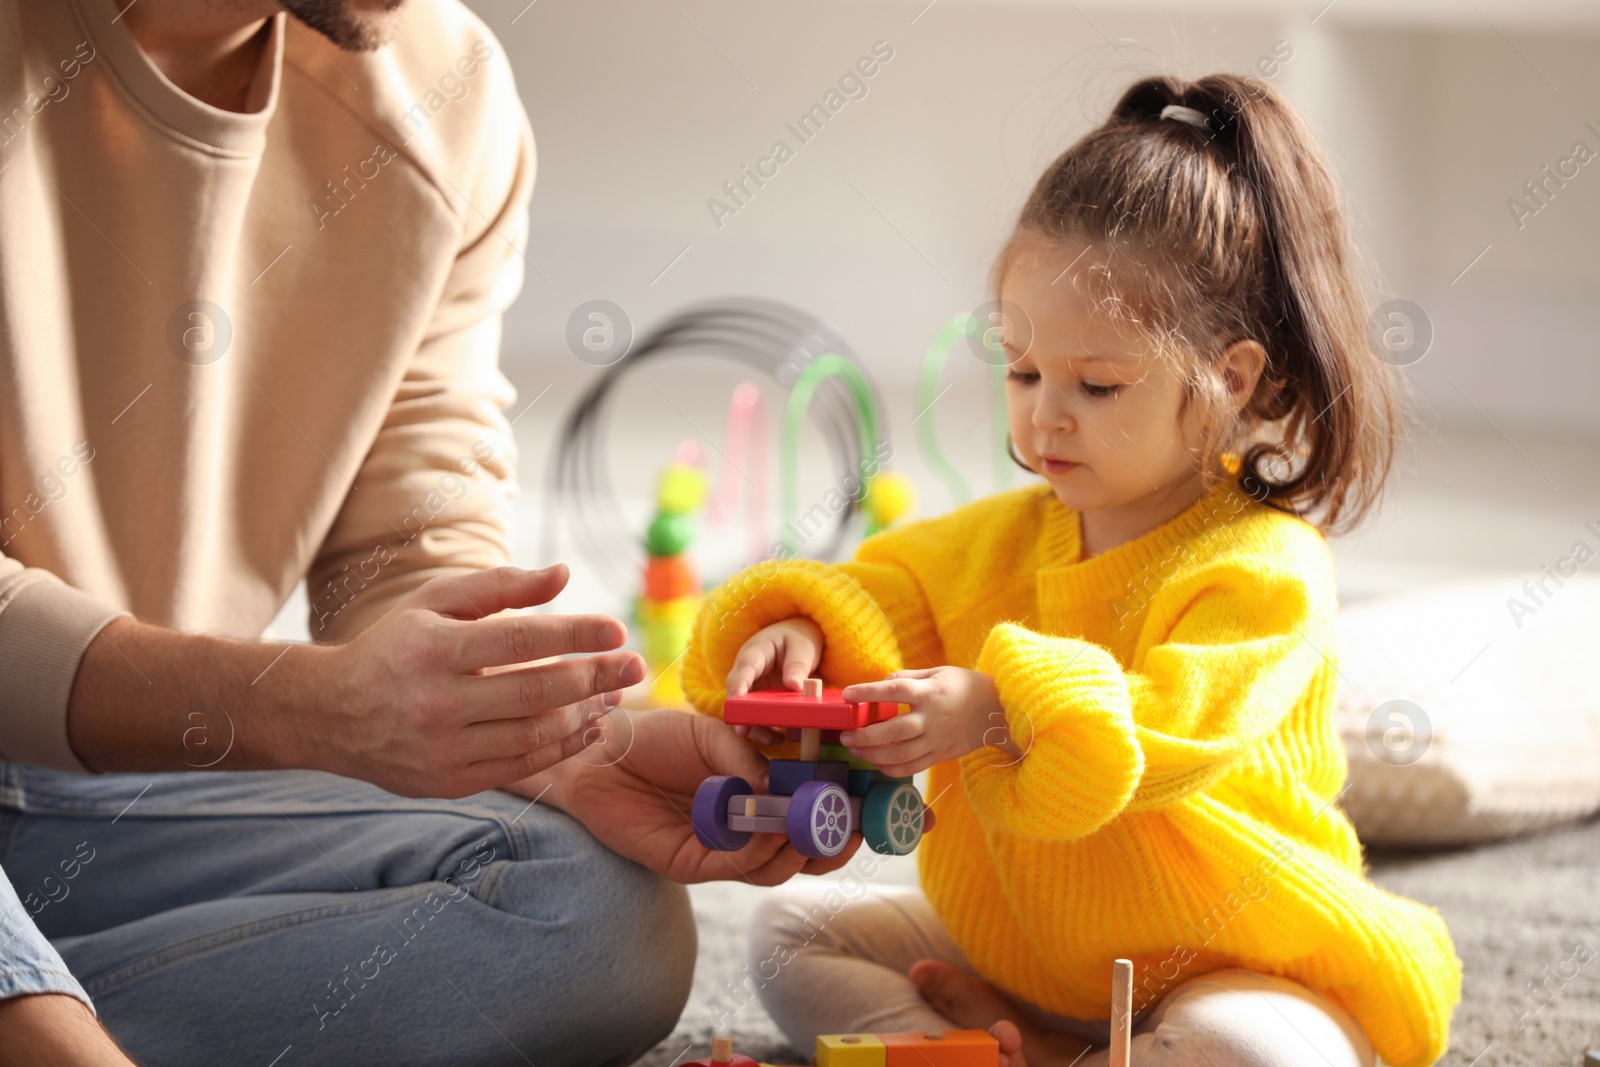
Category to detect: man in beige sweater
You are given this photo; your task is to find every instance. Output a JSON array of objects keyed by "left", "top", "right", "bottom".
[{"left": 0, "top": 1, "right": 850, "bottom": 1064}]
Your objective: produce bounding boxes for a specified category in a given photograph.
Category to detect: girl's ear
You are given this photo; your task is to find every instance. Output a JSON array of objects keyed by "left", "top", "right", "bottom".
[{"left": 1218, "top": 339, "right": 1267, "bottom": 409}]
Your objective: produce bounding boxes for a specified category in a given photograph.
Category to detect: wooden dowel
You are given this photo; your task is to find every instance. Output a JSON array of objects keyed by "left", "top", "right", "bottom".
[
  {"left": 799, "top": 727, "right": 820, "bottom": 762},
  {"left": 1110, "top": 958, "right": 1133, "bottom": 1067}
]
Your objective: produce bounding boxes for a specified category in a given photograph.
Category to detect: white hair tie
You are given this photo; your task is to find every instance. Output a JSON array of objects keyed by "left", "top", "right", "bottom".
[{"left": 1159, "top": 104, "right": 1210, "bottom": 132}]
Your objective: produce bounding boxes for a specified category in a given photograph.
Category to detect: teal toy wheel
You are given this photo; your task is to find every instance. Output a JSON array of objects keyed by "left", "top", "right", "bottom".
[{"left": 862, "top": 781, "right": 924, "bottom": 855}]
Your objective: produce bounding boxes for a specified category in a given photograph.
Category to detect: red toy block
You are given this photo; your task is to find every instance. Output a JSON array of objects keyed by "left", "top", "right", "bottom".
[
  {"left": 723, "top": 688, "right": 898, "bottom": 731},
  {"left": 880, "top": 1030, "right": 999, "bottom": 1067}
]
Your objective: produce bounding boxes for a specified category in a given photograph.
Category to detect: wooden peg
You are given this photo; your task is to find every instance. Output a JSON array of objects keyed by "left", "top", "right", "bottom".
[
  {"left": 1110, "top": 958, "right": 1133, "bottom": 1067},
  {"left": 799, "top": 728, "right": 821, "bottom": 762},
  {"left": 802, "top": 677, "right": 823, "bottom": 699},
  {"left": 711, "top": 1034, "right": 733, "bottom": 1064}
]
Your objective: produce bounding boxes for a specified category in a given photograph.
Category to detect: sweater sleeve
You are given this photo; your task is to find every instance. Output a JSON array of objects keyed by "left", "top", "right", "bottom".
[
  {"left": 681, "top": 541, "right": 946, "bottom": 717},
  {"left": 304, "top": 55, "right": 535, "bottom": 642},
  {"left": 960, "top": 554, "right": 1333, "bottom": 840},
  {"left": 0, "top": 557, "right": 126, "bottom": 771}
]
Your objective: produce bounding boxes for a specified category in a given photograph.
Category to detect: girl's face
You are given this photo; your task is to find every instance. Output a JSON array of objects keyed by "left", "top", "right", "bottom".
[{"left": 998, "top": 236, "right": 1212, "bottom": 526}]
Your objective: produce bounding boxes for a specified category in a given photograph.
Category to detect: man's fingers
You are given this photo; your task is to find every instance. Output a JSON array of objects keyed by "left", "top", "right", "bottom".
[
  {"left": 686, "top": 712, "right": 770, "bottom": 789},
  {"left": 747, "top": 725, "right": 785, "bottom": 747},
  {"left": 730, "top": 839, "right": 812, "bottom": 886},
  {"left": 412, "top": 565, "right": 573, "bottom": 620},
  {"left": 743, "top": 835, "right": 864, "bottom": 884},
  {"left": 797, "top": 843, "right": 863, "bottom": 877},
  {"left": 458, "top": 696, "right": 609, "bottom": 763},
  {"left": 460, "top": 652, "right": 644, "bottom": 723},
  {"left": 447, "top": 612, "right": 627, "bottom": 671}
]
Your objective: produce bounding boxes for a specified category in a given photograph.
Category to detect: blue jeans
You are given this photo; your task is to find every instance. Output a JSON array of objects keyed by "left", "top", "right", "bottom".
[{"left": 0, "top": 763, "right": 696, "bottom": 1066}]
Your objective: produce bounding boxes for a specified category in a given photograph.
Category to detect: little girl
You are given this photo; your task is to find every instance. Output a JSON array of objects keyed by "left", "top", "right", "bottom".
[{"left": 681, "top": 73, "right": 1460, "bottom": 1067}]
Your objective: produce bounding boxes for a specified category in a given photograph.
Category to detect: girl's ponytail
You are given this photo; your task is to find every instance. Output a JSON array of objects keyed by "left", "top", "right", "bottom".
[{"left": 1003, "top": 73, "right": 1398, "bottom": 533}]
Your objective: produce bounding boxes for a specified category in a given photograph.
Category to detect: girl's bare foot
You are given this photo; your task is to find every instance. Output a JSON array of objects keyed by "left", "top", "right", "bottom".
[{"left": 991, "top": 1019, "right": 1029, "bottom": 1067}]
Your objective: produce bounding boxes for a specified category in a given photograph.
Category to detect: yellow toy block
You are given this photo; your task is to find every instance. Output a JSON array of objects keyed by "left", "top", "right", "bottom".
[
  {"left": 816, "top": 1033, "right": 886, "bottom": 1067},
  {"left": 812, "top": 1036, "right": 889, "bottom": 1067}
]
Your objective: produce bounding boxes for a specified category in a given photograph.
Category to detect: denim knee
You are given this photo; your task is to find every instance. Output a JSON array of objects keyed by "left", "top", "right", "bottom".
[
  {"left": 573, "top": 845, "right": 696, "bottom": 1061},
  {"left": 480, "top": 819, "right": 695, "bottom": 1066}
]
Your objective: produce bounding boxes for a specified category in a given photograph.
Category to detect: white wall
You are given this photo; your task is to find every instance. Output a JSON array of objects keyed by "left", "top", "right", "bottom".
[{"left": 462, "top": 0, "right": 1600, "bottom": 475}]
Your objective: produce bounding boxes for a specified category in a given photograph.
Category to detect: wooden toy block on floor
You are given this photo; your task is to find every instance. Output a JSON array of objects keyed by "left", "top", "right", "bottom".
[
  {"left": 881, "top": 1029, "right": 999, "bottom": 1066},
  {"left": 816, "top": 1032, "right": 886, "bottom": 1067},
  {"left": 816, "top": 1030, "right": 998, "bottom": 1067}
]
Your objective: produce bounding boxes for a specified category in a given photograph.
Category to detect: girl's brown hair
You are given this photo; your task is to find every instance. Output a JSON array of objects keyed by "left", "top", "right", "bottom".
[{"left": 997, "top": 72, "right": 1399, "bottom": 534}]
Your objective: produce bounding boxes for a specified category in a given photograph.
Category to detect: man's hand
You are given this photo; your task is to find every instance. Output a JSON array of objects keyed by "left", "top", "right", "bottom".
[
  {"left": 67, "top": 564, "right": 645, "bottom": 799},
  {"left": 512, "top": 708, "right": 861, "bottom": 885},
  {"left": 0, "top": 995, "right": 140, "bottom": 1067},
  {"left": 839, "top": 666, "right": 1008, "bottom": 778},
  {"left": 312, "top": 565, "right": 645, "bottom": 797}
]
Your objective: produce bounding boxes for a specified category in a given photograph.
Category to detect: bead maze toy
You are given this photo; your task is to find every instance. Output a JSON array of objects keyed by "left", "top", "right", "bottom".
[
  {"left": 686, "top": 961, "right": 1134, "bottom": 1066},
  {"left": 542, "top": 299, "right": 917, "bottom": 706},
  {"left": 692, "top": 679, "right": 929, "bottom": 858},
  {"left": 543, "top": 299, "right": 906, "bottom": 597}
]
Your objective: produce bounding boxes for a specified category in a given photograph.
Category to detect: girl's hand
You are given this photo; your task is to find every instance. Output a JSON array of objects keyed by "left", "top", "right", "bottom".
[
  {"left": 838, "top": 666, "right": 1003, "bottom": 778},
  {"left": 725, "top": 616, "right": 824, "bottom": 696},
  {"left": 724, "top": 617, "right": 824, "bottom": 745}
]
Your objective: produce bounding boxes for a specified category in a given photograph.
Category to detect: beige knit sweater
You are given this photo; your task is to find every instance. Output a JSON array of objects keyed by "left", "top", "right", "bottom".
[{"left": 0, "top": 0, "right": 534, "bottom": 770}]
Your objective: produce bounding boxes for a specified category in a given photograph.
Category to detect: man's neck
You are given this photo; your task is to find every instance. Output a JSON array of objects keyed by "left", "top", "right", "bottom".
[{"left": 119, "top": 0, "right": 277, "bottom": 113}]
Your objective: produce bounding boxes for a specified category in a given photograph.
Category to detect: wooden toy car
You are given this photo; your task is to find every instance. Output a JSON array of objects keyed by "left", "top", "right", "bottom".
[{"left": 692, "top": 679, "right": 929, "bottom": 858}]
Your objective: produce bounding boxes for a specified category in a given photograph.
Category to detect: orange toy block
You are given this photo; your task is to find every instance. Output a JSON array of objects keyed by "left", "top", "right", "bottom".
[
  {"left": 645, "top": 554, "right": 698, "bottom": 600},
  {"left": 880, "top": 1029, "right": 999, "bottom": 1067}
]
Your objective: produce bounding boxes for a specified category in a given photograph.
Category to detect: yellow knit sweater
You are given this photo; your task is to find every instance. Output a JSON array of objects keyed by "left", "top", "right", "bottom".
[{"left": 683, "top": 477, "right": 1461, "bottom": 1067}]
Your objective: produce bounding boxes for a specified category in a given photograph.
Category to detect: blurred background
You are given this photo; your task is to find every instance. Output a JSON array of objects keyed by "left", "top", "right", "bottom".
[
  {"left": 262, "top": 0, "right": 1600, "bottom": 633},
  {"left": 482, "top": 0, "right": 1600, "bottom": 609}
]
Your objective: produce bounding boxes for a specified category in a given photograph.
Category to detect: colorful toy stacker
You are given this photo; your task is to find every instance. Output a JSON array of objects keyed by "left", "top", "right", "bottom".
[{"left": 692, "top": 679, "right": 929, "bottom": 858}]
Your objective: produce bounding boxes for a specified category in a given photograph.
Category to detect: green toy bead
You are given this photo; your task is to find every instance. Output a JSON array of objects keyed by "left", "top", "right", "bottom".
[{"left": 645, "top": 511, "right": 695, "bottom": 555}]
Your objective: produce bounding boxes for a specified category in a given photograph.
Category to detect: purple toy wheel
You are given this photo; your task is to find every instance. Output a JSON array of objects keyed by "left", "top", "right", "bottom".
[
  {"left": 693, "top": 776, "right": 754, "bottom": 851},
  {"left": 787, "top": 780, "right": 852, "bottom": 858}
]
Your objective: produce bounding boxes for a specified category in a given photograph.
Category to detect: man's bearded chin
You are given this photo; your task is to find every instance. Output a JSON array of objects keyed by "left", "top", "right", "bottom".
[{"left": 279, "top": 0, "right": 408, "bottom": 51}]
